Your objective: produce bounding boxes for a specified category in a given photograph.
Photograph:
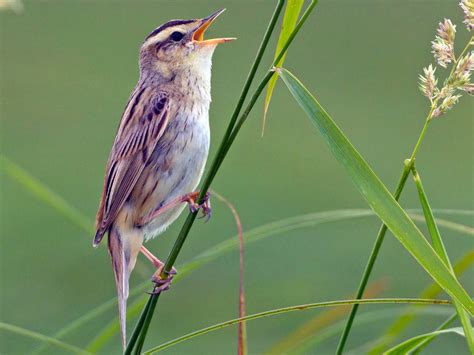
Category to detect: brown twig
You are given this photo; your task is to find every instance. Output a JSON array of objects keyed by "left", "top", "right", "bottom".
[{"left": 210, "top": 189, "right": 246, "bottom": 355}]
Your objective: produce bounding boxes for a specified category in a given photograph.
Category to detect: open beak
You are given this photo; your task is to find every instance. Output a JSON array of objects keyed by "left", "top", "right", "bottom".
[{"left": 192, "top": 9, "right": 236, "bottom": 45}]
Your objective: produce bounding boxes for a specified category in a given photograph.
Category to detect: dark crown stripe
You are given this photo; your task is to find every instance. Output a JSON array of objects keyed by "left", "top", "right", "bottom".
[{"left": 145, "top": 19, "right": 196, "bottom": 41}]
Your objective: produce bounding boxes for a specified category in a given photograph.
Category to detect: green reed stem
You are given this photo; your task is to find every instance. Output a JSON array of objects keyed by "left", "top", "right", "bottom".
[
  {"left": 125, "top": 1, "right": 287, "bottom": 353},
  {"left": 337, "top": 34, "right": 473, "bottom": 352},
  {"left": 125, "top": 294, "right": 153, "bottom": 355},
  {"left": 209, "top": 0, "right": 319, "bottom": 181},
  {"left": 126, "top": 1, "right": 321, "bottom": 352}
]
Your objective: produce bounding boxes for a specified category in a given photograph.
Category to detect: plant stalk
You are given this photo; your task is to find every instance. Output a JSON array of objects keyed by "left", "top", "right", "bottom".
[
  {"left": 126, "top": 1, "right": 320, "bottom": 351},
  {"left": 335, "top": 110, "right": 434, "bottom": 354},
  {"left": 337, "top": 36, "right": 473, "bottom": 350}
]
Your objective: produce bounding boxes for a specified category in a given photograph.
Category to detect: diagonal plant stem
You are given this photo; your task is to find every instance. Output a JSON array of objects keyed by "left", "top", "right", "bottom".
[
  {"left": 83, "top": 210, "right": 473, "bottom": 353},
  {"left": 126, "top": 1, "right": 320, "bottom": 353},
  {"left": 336, "top": 34, "right": 474, "bottom": 354},
  {"left": 410, "top": 164, "right": 474, "bottom": 352},
  {"left": 336, "top": 107, "right": 435, "bottom": 355},
  {"left": 125, "top": 1, "right": 288, "bottom": 353},
  {"left": 5, "top": 150, "right": 470, "bottom": 353}
]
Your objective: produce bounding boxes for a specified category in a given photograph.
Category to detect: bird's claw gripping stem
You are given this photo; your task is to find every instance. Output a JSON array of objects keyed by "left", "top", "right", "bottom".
[
  {"left": 187, "top": 192, "right": 212, "bottom": 221},
  {"left": 150, "top": 267, "right": 177, "bottom": 294}
]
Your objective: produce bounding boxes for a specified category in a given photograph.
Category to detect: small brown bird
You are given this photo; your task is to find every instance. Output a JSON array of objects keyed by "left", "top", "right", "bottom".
[{"left": 93, "top": 9, "right": 234, "bottom": 348}]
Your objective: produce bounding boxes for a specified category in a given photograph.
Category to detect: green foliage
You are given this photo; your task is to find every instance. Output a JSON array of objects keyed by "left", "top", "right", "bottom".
[
  {"left": 0, "top": 322, "right": 89, "bottom": 354},
  {"left": 1, "top": 1, "right": 472, "bottom": 354},
  {"left": 276, "top": 67, "right": 473, "bottom": 314},
  {"left": 262, "top": 0, "right": 304, "bottom": 133},
  {"left": 143, "top": 298, "right": 450, "bottom": 354},
  {"left": 384, "top": 327, "right": 465, "bottom": 355},
  {"left": 411, "top": 165, "right": 474, "bottom": 351}
]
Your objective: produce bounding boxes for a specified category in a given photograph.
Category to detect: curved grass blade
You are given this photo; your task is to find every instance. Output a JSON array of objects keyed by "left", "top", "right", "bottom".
[
  {"left": 143, "top": 298, "right": 451, "bottom": 354},
  {"left": 265, "top": 278, "right": 388, "bottom": 354},
  {"left": 87, "top": 209, "right": 376, "bottom": 351},
  {"left": 411, "top": 166, "right": 473, "bottom": 351},
  {"left": 369, "top": 249, "right": 474, "bottom": 354},
  {"left": 0, "top": 322, "right": 90, "bottom": 355},
  {"left": 384, "top": 327, "right": 464, "bottom": 354},
  {"left": 262, "top": 0, "right": 305, "bottom": 134},
  {"left": 0, "top": 155, "right": 93, "bottom": 234},
  {"left": 290, "top": 307, "right": 454, "bottom": 354},
  {"left": 276, "top": 67, "right": 473, "bottom": 314},
  {"left": 411, "top": 312, "right": 457, "bottom": 354},
  {"left": 62, "top": 209, "right": 472, "bottom": 352}
]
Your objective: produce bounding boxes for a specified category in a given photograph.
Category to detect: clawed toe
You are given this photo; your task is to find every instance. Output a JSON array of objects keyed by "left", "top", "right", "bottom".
[
  {"left": 149, "top": 266, "right": 177, "bottom": 294},
  {"left": 150, "top": 274, "right": 174, "bottom": 294},
  {"left": 188, "top": 192, "right": 212, "bottom": 221}
]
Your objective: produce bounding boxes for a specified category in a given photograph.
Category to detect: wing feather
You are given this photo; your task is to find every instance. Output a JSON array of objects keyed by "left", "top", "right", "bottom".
[{"left": 93, "top": 89, "right": 170, "bottom": 245}]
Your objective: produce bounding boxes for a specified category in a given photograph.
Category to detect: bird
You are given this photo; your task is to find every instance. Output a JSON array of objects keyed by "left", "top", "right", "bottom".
[{"left": 93, "top": 9, "right": 234, "bottom": 349}]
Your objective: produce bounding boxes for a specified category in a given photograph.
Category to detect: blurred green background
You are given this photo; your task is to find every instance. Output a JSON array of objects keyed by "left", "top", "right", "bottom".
[{"left": 1, "top": 0, "right": 473, "bottom": 354}]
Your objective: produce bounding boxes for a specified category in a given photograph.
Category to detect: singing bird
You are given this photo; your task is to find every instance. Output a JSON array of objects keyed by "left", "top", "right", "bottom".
[{"left": 93, "top": 9, "right": 234, "bottom": 348}]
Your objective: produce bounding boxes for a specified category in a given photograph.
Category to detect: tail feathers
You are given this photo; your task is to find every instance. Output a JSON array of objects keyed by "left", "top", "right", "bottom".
[
  {"left": 93, "top": 229, "right": 105, "bottom": 247},
  {"left": 108, "top": 227, "right": 129, "bottom": 350}
]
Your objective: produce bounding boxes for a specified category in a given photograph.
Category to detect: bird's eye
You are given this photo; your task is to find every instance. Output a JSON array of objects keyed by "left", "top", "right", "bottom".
[{"left": 170, "top": 31, "right": 184, "bottom": 42}]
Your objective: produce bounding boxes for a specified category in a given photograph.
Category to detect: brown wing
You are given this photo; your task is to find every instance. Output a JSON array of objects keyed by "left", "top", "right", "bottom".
[{"left": 93, "top": 88, "right": 170, "bottom": 246}]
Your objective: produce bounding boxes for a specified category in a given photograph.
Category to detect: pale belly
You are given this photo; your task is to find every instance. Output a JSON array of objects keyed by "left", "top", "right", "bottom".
[{"left": 135, "top": 110, "right": 210, "bottom": 241}]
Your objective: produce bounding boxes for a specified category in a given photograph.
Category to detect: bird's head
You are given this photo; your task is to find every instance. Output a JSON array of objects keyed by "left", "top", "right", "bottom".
[{"left": 139, "top": 9, "right": 234, "bottom": 80}]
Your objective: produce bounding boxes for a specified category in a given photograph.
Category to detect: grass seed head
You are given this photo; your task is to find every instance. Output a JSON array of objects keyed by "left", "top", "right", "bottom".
[
  {"left": 460, "top": 0, "right": 474, "bottom": 31},
  {"left": 419, "top": 64, "right": 438, "bottom": 99},
  {"left": 432, "top": 19, "right": 456, "bottom": 67}
]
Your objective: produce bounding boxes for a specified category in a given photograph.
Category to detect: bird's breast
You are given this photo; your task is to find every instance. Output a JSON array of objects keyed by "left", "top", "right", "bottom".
[{"left": 135, "top": 101, "right": 211, "bottom": 240}]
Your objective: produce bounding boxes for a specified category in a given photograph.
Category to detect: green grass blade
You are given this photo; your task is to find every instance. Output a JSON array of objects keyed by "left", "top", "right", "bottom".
[
  {"left": 411, "top": 167, "right": 474, "bottom": 352},
  {"left": 262, "top": 0, "right": 304, "bottom": 134},
  {"left": 411, "top": 312, "right": 458, "bottom": 354},
  {"left": 384, "top": 327, "right": 465, "bottom": 354},
  {"left": 0, "top": 322, "right": 90, "bottom": 354},
  {"left": 86, "top": 209, "right": 377, "bottom": 351},
  {"left": 410, "top": 214, "right": 473, "bottom": 236},
  {"left": 143, "top": 298, "right": 450, "bottom": 354},
  {"left": 276, "top": 67, "right": 473, "bottom": 314},
  {"left": 291, "top": 307, "right": 453, "bottom": 354},
  {"left": 63, "top": 209, "right": 472, "bottom": 352},
  {"left": 0, "top": 155, "right": 93, "bottom": 234},
  {"left": 265, "top": 279, "right": 388, "bottom": 354},
  {"left": 369, "top": 249, "right": 474, "bottom": 354}
]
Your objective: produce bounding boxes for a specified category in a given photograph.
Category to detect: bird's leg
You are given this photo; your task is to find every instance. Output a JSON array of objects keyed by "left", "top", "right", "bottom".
[
  {"left": 138, "top": 191, "right": 212, "bottom": 226},
  {"left": 185, "top": 191, "right": 212, "bottom": 221},
  {"left": 140, "top": 246, "right": 177, "bottom": 293}
]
